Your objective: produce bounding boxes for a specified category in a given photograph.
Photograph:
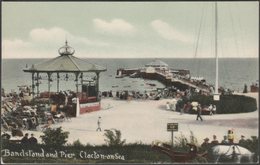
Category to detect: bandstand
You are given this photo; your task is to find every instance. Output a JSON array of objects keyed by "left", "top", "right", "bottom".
[{"left": 23, "top": 41, "right": 106, "bottom": 115}]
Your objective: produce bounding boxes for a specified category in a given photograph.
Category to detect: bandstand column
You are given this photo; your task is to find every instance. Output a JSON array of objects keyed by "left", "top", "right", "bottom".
[
  {"left": 36, "top": 72, "right": 40, "bottom": 96},
  {"left": 47, "top": 72, "right": 52, "bottom": 98},
  {"left": 31, "top": 72, "right": 35, "bottom": 98},
  {"left": 57, "top": 72, "right": 60, "bottom": 92},
  {"left": 75, "top": 72, "right": 80, "bottom": 94},
  {"left": 80, "top": 73, "right": 83, "bottom": 86},
  {"left": 96, "top": 72, "right": 100, "bottom": 101}
]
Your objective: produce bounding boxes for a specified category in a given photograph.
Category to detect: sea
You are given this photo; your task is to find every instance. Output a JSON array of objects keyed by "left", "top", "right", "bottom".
[{"left": 1, "top": 58, "right": 259, "bottom": 94}]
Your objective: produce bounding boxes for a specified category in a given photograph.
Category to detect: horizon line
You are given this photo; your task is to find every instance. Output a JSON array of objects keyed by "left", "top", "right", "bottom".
[{"left": 2, "top": 57, "right": 259, "bottom": 59}]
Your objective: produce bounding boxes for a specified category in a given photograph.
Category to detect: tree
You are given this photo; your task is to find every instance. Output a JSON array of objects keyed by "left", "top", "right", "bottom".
[
  {"left": 40, "top": 127, "right": 69, "bottom": 147},
  {"left": 72, "top": 139, "right": 84, "bottom": 147},
  {"left": 104, "top": 129, "right": 126, "bottom": 146},
  {"left": 173, "top": 131, "right": 198, "bottom": 152}
]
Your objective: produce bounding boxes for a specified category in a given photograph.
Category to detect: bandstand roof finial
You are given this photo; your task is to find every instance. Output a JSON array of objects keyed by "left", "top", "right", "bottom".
[{"left": 58, "top": 39, "right": 75, "bottom": 56}]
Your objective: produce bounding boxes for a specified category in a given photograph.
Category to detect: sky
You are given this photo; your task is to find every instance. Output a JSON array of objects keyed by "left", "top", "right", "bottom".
[{"left": 2, "top": 1, "right": 259, "bottom": 59}]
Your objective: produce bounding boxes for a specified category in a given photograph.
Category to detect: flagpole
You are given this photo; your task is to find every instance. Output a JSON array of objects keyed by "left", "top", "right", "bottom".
[{"left": 214, "top": 1, "right": 220, "bottom": 101}]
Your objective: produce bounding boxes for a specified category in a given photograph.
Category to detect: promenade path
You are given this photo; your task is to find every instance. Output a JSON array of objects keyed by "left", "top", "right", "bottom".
[{"left": 10, "top": 93, "right": 258, "bottom": 145}]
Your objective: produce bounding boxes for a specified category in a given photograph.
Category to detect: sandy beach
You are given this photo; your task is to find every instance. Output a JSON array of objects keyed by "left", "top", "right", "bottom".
[{"left": 10, "top": 92, "right": 258, "bottom": 146}]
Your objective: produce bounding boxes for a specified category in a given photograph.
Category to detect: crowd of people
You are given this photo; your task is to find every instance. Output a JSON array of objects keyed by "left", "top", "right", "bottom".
[
  {"left": 101, "top": 87, "right": 217, "bottom": 118},
  {"left": 200, "top": 130, "right": 247, "bottom": 151},
  {"left": 101, "top": 90, "right": 164, "bottom": 100},
  {"left": 20, "top": 133, "right": 38, "bottom": 145},
  {"left": 165, "top": 90, "right": 217, "bottom": 117},
  {"left": 101, "top": 85, "right": 197, "bottom": 101},
  {"left": 1, "top": 87, "right": 75, "bottom": 138}
]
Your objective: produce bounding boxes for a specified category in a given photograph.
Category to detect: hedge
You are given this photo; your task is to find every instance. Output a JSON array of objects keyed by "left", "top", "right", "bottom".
[
  {"left": 190, "top": 94, "right": 257, "bottom": 114},
  {"left": 2, "top": 136, "right": 258, "bottom": 163},
  {"left": 1, "top": 142, "right": 171, "bottom": 163}
]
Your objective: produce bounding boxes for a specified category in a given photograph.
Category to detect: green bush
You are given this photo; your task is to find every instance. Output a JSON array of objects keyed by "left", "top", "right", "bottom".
[
  {"left": 72, "top": 139, "right": 85, "bottom": 147},
  {"left": 190, "top": 94, "right": 257, "bottom": 114},
  {"left": 104, "top": 129, "right": 126, "bottom": 146},
  {"left": 40, "top": 127, "right": 69, "bottom": 147},
  {"left": 1, "top": 142, "right": 171, "bottom": 163},
  {"left": 4, "top": 135, "right": 257, "bottom": 163},
  {"left": 217, "top": 95, "right": 257, "bottom": 114},
  {"left": 190, "top": 94, "right": 213, "bottom": 106},
  {"left": 171, "top": 131, "right": 199, "bottom": 152},
  {"left": 192, "top": 156, "right": 208, "bottom": 163}
]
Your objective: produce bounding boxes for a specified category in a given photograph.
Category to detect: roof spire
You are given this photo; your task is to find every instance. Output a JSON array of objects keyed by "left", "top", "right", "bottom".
[
  {"left": 65, "top": 34, "right": 68, "bottom": 44},
  {"left": 58, "top": 40, "right": 75, "bottom": 56}
]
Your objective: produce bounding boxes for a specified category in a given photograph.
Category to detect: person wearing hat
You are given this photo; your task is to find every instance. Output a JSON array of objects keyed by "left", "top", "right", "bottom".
[
  {"left": 221, "top": 135, "right": 229, "bottom": 144},
  {"left": 196, "top": 104, "right": 203, "bottom": 121},
  {"left": 96, "top": 116, "right": 102, "bottom": 132},
  {"left": 227, "top": 130, "right": 234, "bottom": 143},
  {"left": 238, "top": 135, "right": 246, "bottom": 146},
  {"left": 28, "top": 133, "right": 38, "bottom": 144},
  {"left": 201, "top": 137, "right": 210, "bottom": 151},
  {"left": 21, "top": 133, "right": 29, "bottom": 144},
  {"left": 211, "top": 135, "right": 219, "bottom": 145}
]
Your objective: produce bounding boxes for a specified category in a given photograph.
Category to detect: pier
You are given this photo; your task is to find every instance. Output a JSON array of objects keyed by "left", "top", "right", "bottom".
[{"left": 116, "top": 60, "right": 212, "bottom": 94}]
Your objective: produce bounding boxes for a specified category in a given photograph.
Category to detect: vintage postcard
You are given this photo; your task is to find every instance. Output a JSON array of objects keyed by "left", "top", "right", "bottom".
[{"left": 1, "top": 1, "right": 259, "bottom": 164}]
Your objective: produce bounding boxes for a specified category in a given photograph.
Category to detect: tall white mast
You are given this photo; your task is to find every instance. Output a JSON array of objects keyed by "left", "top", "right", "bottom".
[{"left": 214, "top": 1, "right": 220, "bottom": 101}]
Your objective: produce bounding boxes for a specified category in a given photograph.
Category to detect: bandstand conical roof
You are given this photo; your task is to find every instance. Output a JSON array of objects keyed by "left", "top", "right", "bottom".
[{"left": 23, "top": 41, "right": 106, "bottom": 73}]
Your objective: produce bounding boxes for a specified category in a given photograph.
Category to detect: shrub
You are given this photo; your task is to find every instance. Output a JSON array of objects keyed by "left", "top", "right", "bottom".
[
  {"left": 191, "top": 94, "right": 213, "bottom": 106},
  {"left": 72, "top": 139, "right": 85, "bottom": 147},
  {"left": 174, "top": 132, "right": 188, "bottom": 149},
  {"left": 189, "top": 131, "right": 198, "bottom": 146},
  {"left": 104, "top": 129, "right": 126, "bottom": 146},
  {"left": 40, "top": 127, "right": 69, "bottom": 147},
  {"left": 190, "top": 94, "right": 257, "bottom": 114},
  {"left": 192, "top": 156, "right": 208, "bottom": 163},
  {"left": 217, "top": 95, "right": 257, "bottom": 114},
  {"left": 173, "top": 131, "right": 198, "bottom": 152}
]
